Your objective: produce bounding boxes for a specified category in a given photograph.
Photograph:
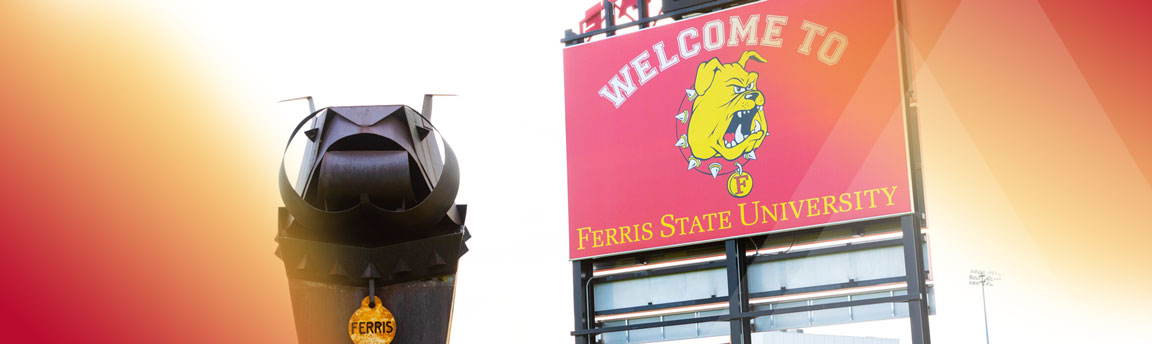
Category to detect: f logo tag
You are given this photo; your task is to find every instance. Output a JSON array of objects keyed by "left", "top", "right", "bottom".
[{"left": 727, "top": 172, "right": 754, "bottom": 198}]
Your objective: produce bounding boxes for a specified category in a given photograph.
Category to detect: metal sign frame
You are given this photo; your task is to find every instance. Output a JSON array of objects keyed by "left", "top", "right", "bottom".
[
  {"left": 570, "top": 215, "right": 930, "bottom": 344},
  {"left": 563, "top": 1, "right": 930, "bottom": 343}
]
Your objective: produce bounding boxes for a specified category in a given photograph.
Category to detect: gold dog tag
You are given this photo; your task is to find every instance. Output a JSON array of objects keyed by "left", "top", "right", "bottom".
[{"left": 348, "top": 296, "right": 396, "bottom": 344}]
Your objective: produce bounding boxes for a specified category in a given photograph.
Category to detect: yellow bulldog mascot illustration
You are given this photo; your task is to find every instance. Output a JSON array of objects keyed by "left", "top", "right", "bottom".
[
  {"left": 686, "top": 51, "right": 768, "bottom": 164},
  {"left": 674, "top": 50, "right": 769, "bottom": 197}
]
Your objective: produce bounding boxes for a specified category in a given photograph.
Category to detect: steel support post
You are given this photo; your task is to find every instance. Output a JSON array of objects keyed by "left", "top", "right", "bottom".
[
  {"left": 725, "top": 239, "right": 752, "bottom": 344},
  {"left": 637, "top": 0, "right": 649, "bottom": 28},
  {"left": 603, "top": 0, "right": 615, "bottom": 37},
  {"left": 901, "top": 215, "right": 932, "bottom": 344},
  {"left": 573, "top": 260, "right": 594, "bottom": 344}
]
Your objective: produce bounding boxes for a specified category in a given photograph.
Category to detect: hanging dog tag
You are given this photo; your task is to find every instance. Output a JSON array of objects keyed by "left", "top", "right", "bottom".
[{"left": 348, "top": 296, "right": 396, "bottom": 344}]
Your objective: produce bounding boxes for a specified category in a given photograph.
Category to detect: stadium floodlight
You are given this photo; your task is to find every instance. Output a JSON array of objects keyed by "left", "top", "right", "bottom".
[{"left": 969, "top": 269, "right": 1000, "bottom": 344}]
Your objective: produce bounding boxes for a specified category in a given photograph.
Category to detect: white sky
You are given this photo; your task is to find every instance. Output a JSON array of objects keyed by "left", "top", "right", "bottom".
[{"left": 69, "top": 0, "right": 1140, "bottom": 342}]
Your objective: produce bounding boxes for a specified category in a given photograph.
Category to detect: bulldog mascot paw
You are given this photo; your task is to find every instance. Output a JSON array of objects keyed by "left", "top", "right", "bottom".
[{"left": 686, "top": 51, "right": 769, "bottom": 165}]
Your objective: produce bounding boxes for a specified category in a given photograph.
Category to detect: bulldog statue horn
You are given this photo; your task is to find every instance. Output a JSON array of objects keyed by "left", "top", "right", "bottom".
[{"left": 276, "top": 103, "right": 469, "bottom": 344}]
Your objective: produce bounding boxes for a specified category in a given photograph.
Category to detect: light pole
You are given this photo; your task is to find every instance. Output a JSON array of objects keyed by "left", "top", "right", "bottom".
[{"left": 969, "top": 269, "right": 1000, "bottom": 344}]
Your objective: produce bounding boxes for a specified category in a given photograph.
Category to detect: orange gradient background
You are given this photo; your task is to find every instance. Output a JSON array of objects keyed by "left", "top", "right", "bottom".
[
  {"left": 0, "top": 1, "right": 293, "bottom": 342},
  {"left": 1, "top": 0, "right": 1150, "bottom": 343}
]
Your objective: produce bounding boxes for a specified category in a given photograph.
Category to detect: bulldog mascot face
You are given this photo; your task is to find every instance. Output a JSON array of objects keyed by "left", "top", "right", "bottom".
[{"left": 686, "top": 51, "right": 769, "bottom": 163}]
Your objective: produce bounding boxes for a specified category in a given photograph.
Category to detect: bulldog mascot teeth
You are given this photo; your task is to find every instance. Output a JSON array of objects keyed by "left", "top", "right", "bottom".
[{"left": 681, "top": 51, "right": 770, "bottom": 178}]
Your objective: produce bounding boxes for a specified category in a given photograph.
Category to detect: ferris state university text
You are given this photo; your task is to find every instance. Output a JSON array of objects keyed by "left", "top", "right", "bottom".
[{"left": 573, "top": 186, "right": 901, "bottom": 251}]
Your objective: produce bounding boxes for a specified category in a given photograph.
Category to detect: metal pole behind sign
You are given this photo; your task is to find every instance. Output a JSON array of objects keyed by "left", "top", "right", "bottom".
[
  {"left": 637, "top": 0, "right": 649, "bottom": 29},
  {"left": 725, "top": 239, "right": 752, "bottom": 344},
  {"left": 893, "top": 0, "right": 933, "bottom": 339},
  {"left": 604, "top": 0, "right": 615, "bottom": 37},
  {"left": 901, "top": 215, "right": 932, "bottom": 344},
  {"left": 894, "top": 0, "right": 928, "bottom": 228},
  {"left": 572, "top": 260, "right": 594, "bottom": 344}
]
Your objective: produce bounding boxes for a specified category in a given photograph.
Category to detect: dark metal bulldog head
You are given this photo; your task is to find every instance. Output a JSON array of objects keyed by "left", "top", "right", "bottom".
[{"left": 278, "top": 105, "right": 467, "bottom": 246}]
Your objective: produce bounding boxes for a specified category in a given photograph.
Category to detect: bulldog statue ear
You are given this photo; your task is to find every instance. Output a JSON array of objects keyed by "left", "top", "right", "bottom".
[{"left": 694, "top": 58, "right": 723, "bottom": 96}]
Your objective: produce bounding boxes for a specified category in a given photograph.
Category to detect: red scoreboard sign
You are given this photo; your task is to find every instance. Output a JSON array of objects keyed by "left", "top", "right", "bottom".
[{"left": 564, "top": 0, "right": 913, "bottom": 259}]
